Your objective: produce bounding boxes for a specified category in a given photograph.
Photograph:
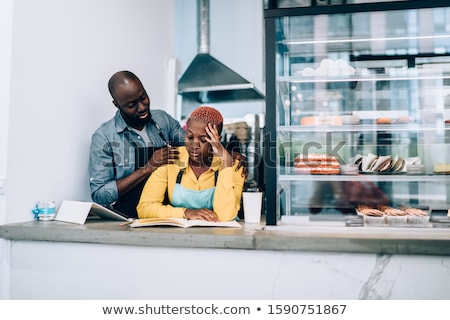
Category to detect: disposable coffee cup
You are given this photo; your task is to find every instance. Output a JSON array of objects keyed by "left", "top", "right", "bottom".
[{"left": 242, "top": 190, "right": 263, "bottom": 224}]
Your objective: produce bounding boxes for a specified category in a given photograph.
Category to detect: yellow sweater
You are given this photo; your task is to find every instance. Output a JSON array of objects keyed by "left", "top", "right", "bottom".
[{"left": 137, "top": 147, "right": 245, "bottom": 221}]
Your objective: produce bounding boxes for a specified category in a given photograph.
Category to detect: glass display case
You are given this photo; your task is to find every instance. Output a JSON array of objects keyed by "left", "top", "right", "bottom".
[{"left": 264, "top": 1, "right": 450, "bottom": 225}]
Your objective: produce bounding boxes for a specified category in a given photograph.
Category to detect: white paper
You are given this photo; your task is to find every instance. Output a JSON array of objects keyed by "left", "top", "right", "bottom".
[{"left": 55, "top": 200, "right": 93, "bottom": 224}]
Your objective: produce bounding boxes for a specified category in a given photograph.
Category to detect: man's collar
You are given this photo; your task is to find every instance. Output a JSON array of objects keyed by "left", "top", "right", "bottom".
[
  {"left": 113, "top": 110, "right": 128, "bottom": 133},
  {"left": 113, "top": 110, "right": 152, "bottom": 133}
]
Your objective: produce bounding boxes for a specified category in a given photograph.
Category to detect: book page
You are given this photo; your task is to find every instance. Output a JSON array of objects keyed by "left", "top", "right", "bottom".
[
  {"left": 129, "top": 218, "right": 188, "bottom": 228},
  {"left": 129, "top": 218, "right": 241, "bottom": 228},
  {"left": 186, "top": 219, "right": 241, "bottom": 228}
]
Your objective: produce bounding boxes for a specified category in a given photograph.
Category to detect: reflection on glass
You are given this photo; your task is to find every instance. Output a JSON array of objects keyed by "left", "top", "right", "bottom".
[{"left": 308, "top": 180, "right": 389, "bottom": 214}]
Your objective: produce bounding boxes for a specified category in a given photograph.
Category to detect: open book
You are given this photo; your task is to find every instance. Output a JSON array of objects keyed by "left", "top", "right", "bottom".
[{"left": 129, "top": 218, "right": 241, "bottom": 228}]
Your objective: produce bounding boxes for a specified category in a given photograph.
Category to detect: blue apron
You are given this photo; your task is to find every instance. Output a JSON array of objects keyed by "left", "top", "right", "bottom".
[{"left": 171, "top": 168, "right": 218, "bottom": 209}]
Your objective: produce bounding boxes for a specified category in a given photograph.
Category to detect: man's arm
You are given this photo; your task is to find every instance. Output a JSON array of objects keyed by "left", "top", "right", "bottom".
[
  {"left": 116, "top": 147, "right": 177, "bottom": 197},
  {"left": 89, "top": 130, "right": 154, "bottom": 206},
  {"left": 88, "top": 131, "right": 120, "bottom": 206},
  {"left": 89, "top": 136, "right": 175, "bottom": 204}
]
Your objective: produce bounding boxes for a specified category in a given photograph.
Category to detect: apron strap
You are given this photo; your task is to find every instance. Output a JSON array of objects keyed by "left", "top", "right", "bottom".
[
  {"left": 213, "top": 170, "right": 218, "bottom": 185},
  {"left": 149, "top": 118, "right": 170, "bottom": 146},
  {"left": 176, "top": 168, "right": 185, "bottom": 184}
]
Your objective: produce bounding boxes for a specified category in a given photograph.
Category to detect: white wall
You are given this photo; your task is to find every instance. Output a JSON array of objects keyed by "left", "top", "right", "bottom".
[
  {"left": 0, "top": 0, "right": 13, "bottom": 225},
  {"left": 0, "top": 0, "right": 14, "bottom": 297},
  {"left": 5, "top": 0, "right": 176, "bottom": 223}
]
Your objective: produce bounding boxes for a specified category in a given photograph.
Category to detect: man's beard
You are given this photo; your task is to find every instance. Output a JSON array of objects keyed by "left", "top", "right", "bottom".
[{"left": 121, "top": 110, "right": 150, "bottom": 129}]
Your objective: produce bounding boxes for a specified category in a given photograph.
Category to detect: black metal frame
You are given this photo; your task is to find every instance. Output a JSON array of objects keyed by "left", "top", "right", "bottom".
[
  {"left": 265, "top": 0, "right": 449, "bottom": 17},
  {"left": 263, "top": 0, "right": 450, "bottom": 225}
]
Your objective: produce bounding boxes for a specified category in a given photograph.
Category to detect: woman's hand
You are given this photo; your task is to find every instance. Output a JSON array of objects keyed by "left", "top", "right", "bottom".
[
  {"left": 184, "top": 208, "right": 219, "bottom": 222},
  {"left": 205, "top": 123, "right": 233, "bottom": 168}
]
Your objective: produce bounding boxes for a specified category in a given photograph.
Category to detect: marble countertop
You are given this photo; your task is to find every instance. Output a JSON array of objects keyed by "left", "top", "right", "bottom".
[{"left": 1, "top": 218, "right": 450, "bottom": 255}]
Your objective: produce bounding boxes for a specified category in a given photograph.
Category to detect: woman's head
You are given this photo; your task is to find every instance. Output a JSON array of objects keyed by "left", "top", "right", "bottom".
[
  {"left": 188, "top": 106, "right": 224, "bottom": 134},
  {"left": 185, "top": 106, "right": 224, "bottom": 166}
]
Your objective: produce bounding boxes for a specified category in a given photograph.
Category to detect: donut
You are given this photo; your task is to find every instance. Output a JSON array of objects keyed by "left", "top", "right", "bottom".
[{"left": 376, "top": 117, "right": 393, "bottom": 124}]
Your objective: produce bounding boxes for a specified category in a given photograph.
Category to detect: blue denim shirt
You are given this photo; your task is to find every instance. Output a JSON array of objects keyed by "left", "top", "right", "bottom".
[{"left": 88, "top": 109, "right": 185, "bottom": 207}]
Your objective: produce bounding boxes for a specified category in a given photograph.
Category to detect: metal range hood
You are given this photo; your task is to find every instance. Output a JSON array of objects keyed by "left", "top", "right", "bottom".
[{"left": 178, "top": 0, "right": 265, "bottom": 104}]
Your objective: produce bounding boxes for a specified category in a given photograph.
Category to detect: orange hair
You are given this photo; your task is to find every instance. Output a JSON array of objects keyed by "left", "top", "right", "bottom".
[{"left": 188, "top": 106, "right": 224, "bottom": 133}]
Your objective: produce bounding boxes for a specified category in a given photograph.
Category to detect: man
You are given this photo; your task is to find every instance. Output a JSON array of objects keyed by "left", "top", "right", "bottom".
[{"left": 89, "top": 70, "right": 245, "bottom": 218}]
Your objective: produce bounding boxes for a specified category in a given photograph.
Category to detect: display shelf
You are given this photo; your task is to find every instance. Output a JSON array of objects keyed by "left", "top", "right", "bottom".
[
  {"left": 279, "top": 174, "right": 449, "bottom": 183},
  {"left": 278, "top": 72, "right": 450, "bottom": 84},
  {"left": 277, "top": 124, "right": 447, "bottom": 133}
]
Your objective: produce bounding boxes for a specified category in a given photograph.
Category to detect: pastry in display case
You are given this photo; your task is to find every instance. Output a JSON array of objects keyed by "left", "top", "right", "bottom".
[{"left": 264, "top": 0, "right": 450, "bottom": 226}]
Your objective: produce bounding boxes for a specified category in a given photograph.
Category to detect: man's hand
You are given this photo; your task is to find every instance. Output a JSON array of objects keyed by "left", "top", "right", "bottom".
[
  {"left": 230, "top": 150, "right": 248, "bottom": 178},
  {"left": 147, "top": 146, "right": 179, "bottom": 172}
]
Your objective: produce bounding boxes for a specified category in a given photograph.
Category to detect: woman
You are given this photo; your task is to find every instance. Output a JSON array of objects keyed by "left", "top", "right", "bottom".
[{"left": 137, "top": 106, "right": 245, "bottom": 221}]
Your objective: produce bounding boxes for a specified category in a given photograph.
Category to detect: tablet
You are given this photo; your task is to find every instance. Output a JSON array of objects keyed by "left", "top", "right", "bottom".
[{"left": 55, "top": 200, "right": 132, "bottom": 224}]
